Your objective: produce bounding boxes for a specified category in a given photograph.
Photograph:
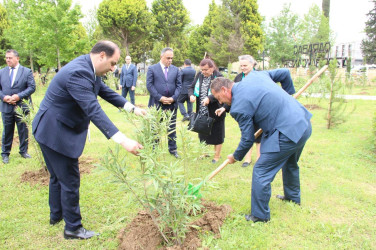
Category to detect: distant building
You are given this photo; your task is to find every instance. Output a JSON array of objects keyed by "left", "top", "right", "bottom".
[{"left": 331, "top": 40, "right": 364, "bottom": 67}]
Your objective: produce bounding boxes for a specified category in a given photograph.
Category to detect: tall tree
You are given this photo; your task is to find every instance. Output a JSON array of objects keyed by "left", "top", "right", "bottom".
[
  {"left": 187, "top": 0, "right": 218, "bottom": 64},
  {"left": 361, "top": 0, "right": 376, "bottom": 64},
  {"left": 300, "top": 4, "right": 332, "bottom": 44},
  {"left": 265, "top": 3, "right": 301, "bottom": 67},
  {"left": 0, "top": 3, "right": 9, "bottom": 66},
  {"left": 322, "top": 0, "right": 330, "bottom": 19},
  {"left": 207, "top": 4, "right": 244, "bottom": 66},
  {"left": 223, "top": 0, "right": 264, "bottom": 55},
  {"left": 37, "top": 0, "right": 86, "bottom": 69},
  {"left": 3, "top": 0, "right": 42, "bottom": 71},
  {"left": 151, "top": 0, "right": 189, "bottom": 46},
  {"left": 97, "top": 0, "right": 153, "bottom": 57}
]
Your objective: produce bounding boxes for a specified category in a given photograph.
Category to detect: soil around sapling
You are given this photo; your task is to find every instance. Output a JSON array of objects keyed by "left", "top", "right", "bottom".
[
  {"left": 117, "top": 200, "right": 232, "bottom": 250},
  {"left": 20, "top": 156, "right": 96, "bottom": 186}
]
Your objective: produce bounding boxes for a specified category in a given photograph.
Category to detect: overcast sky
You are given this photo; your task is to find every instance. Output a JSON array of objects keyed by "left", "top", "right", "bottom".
[{"left": 73, "top": 0, "right": 374, "bottom": 44}]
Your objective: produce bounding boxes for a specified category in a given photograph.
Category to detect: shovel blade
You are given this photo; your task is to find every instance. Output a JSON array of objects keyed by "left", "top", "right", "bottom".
[{"left": 187, "top": 182, "right": 203, "bottom": 199}]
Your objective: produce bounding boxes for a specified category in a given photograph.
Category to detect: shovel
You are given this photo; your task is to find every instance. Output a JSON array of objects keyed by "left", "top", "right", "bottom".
[
  {"left": 187, "top": 159, "right": 230, "bottom": 198},
  {"left": 188, "top": 65, "right": 328, "bottom": 198}
]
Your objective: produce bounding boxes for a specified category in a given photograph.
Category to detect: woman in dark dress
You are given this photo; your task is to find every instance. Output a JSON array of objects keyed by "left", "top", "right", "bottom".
[{"left": 188, "top": 58, "right": 226, "bottom": 163}]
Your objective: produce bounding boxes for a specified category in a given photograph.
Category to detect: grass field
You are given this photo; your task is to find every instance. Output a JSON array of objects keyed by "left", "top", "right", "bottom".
[{"left": 0, "top": 81, "right": 375, "bottom": 249}]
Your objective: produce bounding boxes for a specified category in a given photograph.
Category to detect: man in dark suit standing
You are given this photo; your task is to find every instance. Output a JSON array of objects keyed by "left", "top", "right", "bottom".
[
  {"left": 178, "top": 59, "right": 196, "bottom": 121},
  {"left": 211, "top": 76, "right": 312, "bottom": 223},
  {"left": 146, "top": 47, "right": 181, "bottom": 158},
  {"left": 32, "top": 41, "right": 145, "bottom": 240},
  {"left": 0, "top": 49, "right": 35, "bottom": 164},
  {"left": 120, "top": 55, "right": 138, "bottom": 105}
]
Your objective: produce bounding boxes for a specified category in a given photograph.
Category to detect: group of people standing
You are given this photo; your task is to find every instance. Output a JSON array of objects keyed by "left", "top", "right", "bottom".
[
  {"left": 0, "top": 40, "right": 312, "bottom": 239},
  {"left": 147, "top": 47, "right": 312, "bottom": 224}
]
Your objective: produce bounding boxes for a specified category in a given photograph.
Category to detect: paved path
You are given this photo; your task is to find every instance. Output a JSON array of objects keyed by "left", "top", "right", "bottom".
[{"left": 302, "top": 93, "right": 376, "bottom": 100}]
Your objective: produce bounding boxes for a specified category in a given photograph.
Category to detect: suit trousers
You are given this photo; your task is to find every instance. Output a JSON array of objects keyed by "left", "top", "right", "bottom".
[
  {"left": 39, "top": 143, "right": 82, "bottom": 231},
  {"left": 1, "top": 110, "right": 28, "bottom": 156},
  {"left": 251, "top": 122, "right": 312, "bottom": 220},
  {"left": 177, "top": 94, "right": 193, "bottom": 117},
  {"left": 122, "top": 86, "right": 135, "bottom": 105}
]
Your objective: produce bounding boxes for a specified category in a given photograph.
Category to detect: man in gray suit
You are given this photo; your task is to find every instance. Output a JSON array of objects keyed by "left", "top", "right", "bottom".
[
  {"left": 178, "top": 59, "right": 196, "bottom": 121},
  {"left": 120, "top": 55, "right": 138, "bottom": 105},
  {"left": 146, "top": 47, "right": 181, "bottom": 158},
  {"left": 0, "top": 49, "right": 35, "bottom": 164},
  {"left": 211, "top": 75, "right": 312, "bottom": 223}
]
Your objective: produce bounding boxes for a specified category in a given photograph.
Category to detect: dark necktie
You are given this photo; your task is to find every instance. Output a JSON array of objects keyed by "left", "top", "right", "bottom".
[{"left": 9, "top": 67, "right": 14, "bottom": 86}]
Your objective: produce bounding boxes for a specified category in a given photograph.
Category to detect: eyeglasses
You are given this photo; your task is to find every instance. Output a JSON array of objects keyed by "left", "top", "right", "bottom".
[{"left": 166, "top": 57, "right": 173, "bottom": 60}]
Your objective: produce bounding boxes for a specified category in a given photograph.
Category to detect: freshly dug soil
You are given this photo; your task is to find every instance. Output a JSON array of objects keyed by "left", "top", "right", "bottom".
[
  {"left": 20, "top": 156, "right": 96, "bottom": 186},
  {"left": 118, "top": 200, "right": 232, "bottom": 250},
  {"left": 304, "top": 104, "right": 322, "bottom": 110}
]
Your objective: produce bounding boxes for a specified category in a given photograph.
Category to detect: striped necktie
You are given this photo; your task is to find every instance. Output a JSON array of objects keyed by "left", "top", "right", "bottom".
[{"left": 9, "top": 67, "right": 15, "bottom": 86}]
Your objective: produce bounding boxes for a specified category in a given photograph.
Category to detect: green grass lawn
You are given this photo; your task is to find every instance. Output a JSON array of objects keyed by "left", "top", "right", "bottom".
[{"left": 0, "top": 83, "right": 375, "bottom": 249}]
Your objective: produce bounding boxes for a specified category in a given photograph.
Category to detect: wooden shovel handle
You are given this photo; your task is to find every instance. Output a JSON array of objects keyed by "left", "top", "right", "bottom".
[
  {"left": 208, "top": 159, "right": 230, "bottom": 180},
  {"left": 254, "top": 65, "right": 328, "bottom": 139}
]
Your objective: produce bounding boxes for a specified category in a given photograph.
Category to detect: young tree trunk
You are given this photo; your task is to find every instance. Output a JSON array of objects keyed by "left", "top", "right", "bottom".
[
  {"left": 29, "top": 51, "right": 34, "bottom": 73},
  {"left": 327, "top": 79, "right": 334, "bottom": 129},
  {"left": 57, "top": 47, "right": 61, "bottom": 70}
]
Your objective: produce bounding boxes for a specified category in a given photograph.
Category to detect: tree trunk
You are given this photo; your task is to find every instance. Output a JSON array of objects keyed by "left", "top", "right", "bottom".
[
  {"left": 326, "top": 79, "right": 334, "bottom": 129},
  {"left": 57, "top": 47, "right": 61, "bottom": 70},
  {"left": 29, "top": 51, "right": 34, "bottom": 73}
]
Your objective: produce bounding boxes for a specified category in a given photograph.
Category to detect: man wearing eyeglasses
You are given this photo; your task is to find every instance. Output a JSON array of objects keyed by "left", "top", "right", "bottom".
[
  {"left": 0, "top": 49, "right": 35, "bottom": 164},
  {"left": 146, "top": 47, "right": 182, "bottom": 158}
]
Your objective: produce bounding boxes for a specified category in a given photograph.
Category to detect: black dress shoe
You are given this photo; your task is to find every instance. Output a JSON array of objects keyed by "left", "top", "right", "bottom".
[
  {"left": 170, "top": 151, "right": 180, "bottom": 159},
  {"left": 2, "top": 155, "right": 9, "bottom": 164},
  {"left": 245, "top": 214, "right": 269, "bottom": 223},
  {"left": 182, "top": 116, "right": 190, "bottom": 122},
  {"left": 64, "top": 227, "right": 99, "bottom": 240},
  {"left": 170, "top": 151, "right": 180, "bottom": 158},
  {"left": 50, "top": 216, "right": 63, "bottom": 225},
  {"left": 20, "top": 153, "right": 32, "bottom": 159},
  {"left": 242, "top": 162, "right": 251, "bottom": 168},
  {"left": 276, "top": 194, "right": 300, "bottom": 205}
]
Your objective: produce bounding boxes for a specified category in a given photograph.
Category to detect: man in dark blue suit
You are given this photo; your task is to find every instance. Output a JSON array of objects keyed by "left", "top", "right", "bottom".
[
  {"left": 146, "top": 47, "right": 181, "bottom": 158},
  {"left": 178, "top": 59, "right": 196, "bottom": 121},
  {"left": 120, "top": 55, "right": 138, "bottom": 105},
  {"left": 32, "top": 41, "right": 145, "bottom": 239},
  {"left": 211, "top": 75, "right": 312, "bottom": 223},
  {"left": 0, "top": 49, "right": 35, "bottom": 164}
]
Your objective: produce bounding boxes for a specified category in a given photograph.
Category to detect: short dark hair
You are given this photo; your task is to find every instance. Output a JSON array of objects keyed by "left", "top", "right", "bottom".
[
  {"left": 184, "top": 59, "right": 191, "bottom": 65},
  {"left": 211, "top": 77, "right": 233, "bottom": 92},
  {"left": 91, "top": 41, "right": 120, "bottom": 57},
  {"left": 200, "top": 58, "right": 216, "bottom": 69},
  {"left": 6, "top": 49, "right": 19, "bottom": 57}
]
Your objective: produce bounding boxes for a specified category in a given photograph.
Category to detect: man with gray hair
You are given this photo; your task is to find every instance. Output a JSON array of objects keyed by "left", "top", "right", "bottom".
[
  {"left": 211, "top": 74, "right": 311, "bottom": 223},
  {"left": 146, "top": 47, "right": 182, "bottom": 158}
]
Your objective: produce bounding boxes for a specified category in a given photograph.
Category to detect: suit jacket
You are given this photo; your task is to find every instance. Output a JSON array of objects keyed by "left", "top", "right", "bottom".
[
  {"left": 0, "top": 65, "right": 35, "bottom": 113},
  {"left": 179, "top": 66, "right": 196, "bottom": 94},
  {"left": 146, "top": 63, "right": 181, "bottom": 109},
  {"left": 230, "top": 70, "right": 312, "bottom": 161},
  {"left": 32, "top": 54, "right": 128, "bottom": 158},
  {"left": 234, "top": 68, "right": 295, "bottom": 95},
  {"left": 120, "top": 63, "right": 138, "bottom": 88}
]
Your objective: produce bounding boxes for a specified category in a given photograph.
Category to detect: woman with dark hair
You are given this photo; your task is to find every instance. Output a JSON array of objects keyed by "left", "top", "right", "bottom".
[{"left": 188, "top": 58, "right": 226, "bottom": 163}]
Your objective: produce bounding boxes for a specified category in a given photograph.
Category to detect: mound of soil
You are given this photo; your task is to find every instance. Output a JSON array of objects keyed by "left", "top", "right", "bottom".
[
  {"left": 20, "top": 156, "right": 96, "bottom": 186},
  {"left": 118, "top": 200, "right": 232, "bottom": 250},
  {"left": 304, "top": 104, "right": 322, "bottom": 110}
]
